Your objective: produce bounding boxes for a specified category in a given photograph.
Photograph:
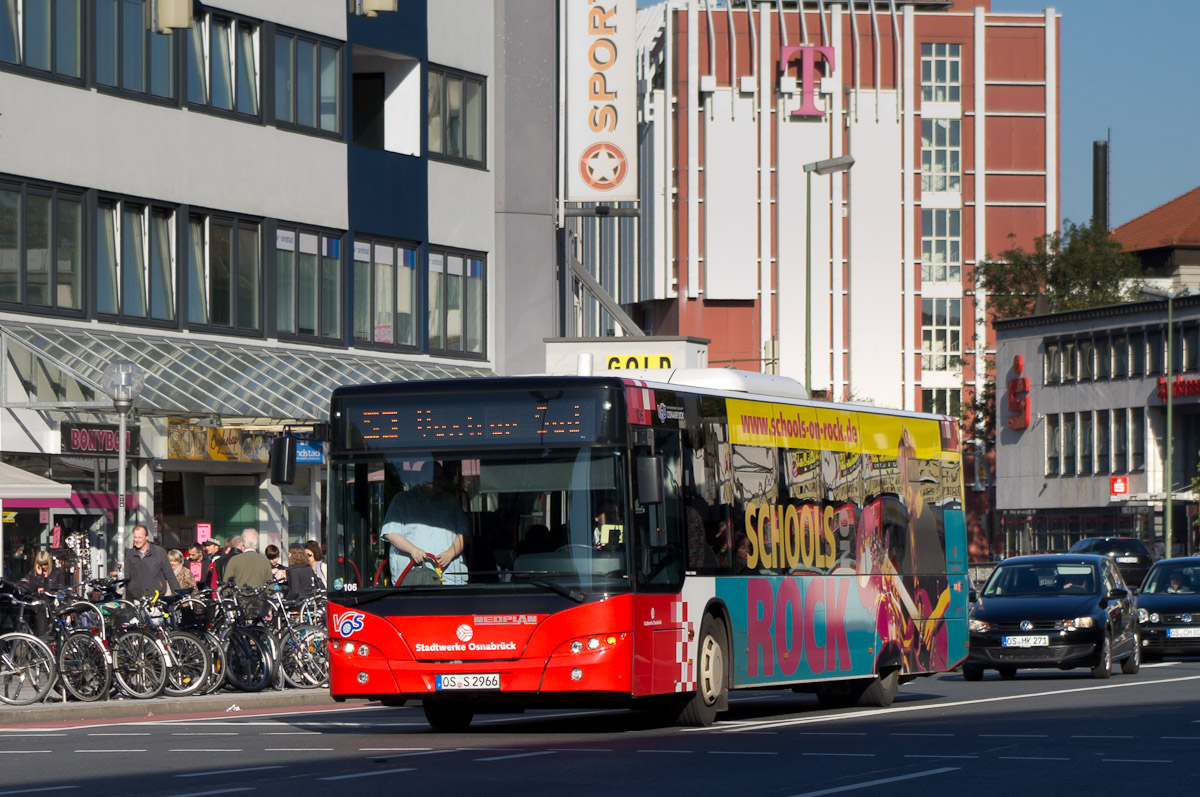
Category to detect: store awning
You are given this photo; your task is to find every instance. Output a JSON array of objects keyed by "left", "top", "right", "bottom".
[
  {"left": 0, "top": 461, "right": 71, "bottom": 499},
  {"left": 1, "top": 322, "right": 492, "bottom": 424}
]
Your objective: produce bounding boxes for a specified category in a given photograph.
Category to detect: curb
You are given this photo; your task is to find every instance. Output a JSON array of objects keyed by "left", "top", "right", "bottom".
[{"left": 0, "top": 689, "right": 342, "bottom": 727}]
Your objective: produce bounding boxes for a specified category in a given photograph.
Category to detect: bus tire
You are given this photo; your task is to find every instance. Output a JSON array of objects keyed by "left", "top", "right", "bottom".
[
  {"left": 856, "top": 668, "right": 899, "bottom": 707},
  {"left": 675, "top": 614, "right": 727, "bottom": 727},
  {"left": 423, "top": 700, "right": 474, "bottom": 732}
]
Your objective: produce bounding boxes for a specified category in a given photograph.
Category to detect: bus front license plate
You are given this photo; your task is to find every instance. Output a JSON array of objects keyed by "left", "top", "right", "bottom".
[
  {"left": 1001, "top": 635, "right": 1048, "bottom": 648},
  {"left": 436, "top": 673, "right": 500, "bottom": 691}
]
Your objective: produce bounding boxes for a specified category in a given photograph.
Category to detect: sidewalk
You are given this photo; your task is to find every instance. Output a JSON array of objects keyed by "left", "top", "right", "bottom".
[{"left": 0, "top": 688, "right": 344, "bottom": 727}]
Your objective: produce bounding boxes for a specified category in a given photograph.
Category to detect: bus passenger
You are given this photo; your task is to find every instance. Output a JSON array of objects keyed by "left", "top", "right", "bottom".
[{"left": 382, "top": 461, "right": 468, "bottom": 585}]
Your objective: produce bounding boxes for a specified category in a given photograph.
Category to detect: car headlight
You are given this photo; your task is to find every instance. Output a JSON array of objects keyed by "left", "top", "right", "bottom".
[
  {"left": 1064, "top": 616, "right": 1095, "bottom": 631},
  {"left": 969, "top": 618, "right": 990, "bottom": 633},
  {"left": 1137, "top": 608, "right": 1159, "bottom": 624}
]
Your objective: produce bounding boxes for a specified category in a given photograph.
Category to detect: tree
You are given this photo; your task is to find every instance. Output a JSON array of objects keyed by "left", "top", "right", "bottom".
[{"left": 975, "top": 219, "right": 1141, "bottom": 323}]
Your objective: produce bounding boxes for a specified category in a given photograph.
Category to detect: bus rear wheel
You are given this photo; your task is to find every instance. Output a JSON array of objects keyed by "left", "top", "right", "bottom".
[
  {"left": 675, "top": 614, "right": 727, "bottom": 727},
  {"left": 856, "top": 668, "right": 899, "bottom": 707},
  {"left": 423, "top": 700, "right": 475, "bottom": 732}
]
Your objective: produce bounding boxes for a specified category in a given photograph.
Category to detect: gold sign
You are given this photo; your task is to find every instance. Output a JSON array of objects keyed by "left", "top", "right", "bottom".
[{"left": 168, "top": 420, "right": 270, "bottom": 462}]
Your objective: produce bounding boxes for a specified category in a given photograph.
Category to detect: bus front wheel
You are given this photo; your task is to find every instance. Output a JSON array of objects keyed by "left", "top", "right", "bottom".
[{"left": 675, "top": 614, "right": 728, "bottom": 727}]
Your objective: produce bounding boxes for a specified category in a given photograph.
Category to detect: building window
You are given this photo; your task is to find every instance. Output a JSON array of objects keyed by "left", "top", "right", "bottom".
[
  {"left": 1096, "top": 335, "right": 1111, "bottom": 379},
  {"left": 0, "top": 179, "right": 83, "bottom": 312},
  {"left": 186, "top": 11, "right": 259, "bottom": 117},
  {"left": 1112, "top": 333, "right": 1128, "bottom": 377},
  {"left": 921, "top": 119, "right": 961, "bottom": 192},
  {"left": 1079, "top": 339, "right": 1094, "bottom": 381},
  {"left": 1062, "top": 413, "right": 1076, "bottom": 476},
  {"left": 1185, "top": 325, "right": 1199, "bottom": 372},
  {"left": 1044, "top": 341, "right": 1060, "bottom": 385},
  {"left": 0, "top": 0, "right": 82, "bottom": 80},
  {"left": 95, "top": 0, "right": 175, "bottom": 99},
  {"left": 428, "top": 247, "right": 484, "bottom": 356},
  {"left": 274, "top": 29, "right": 340, "bottom": 134},
  {"left": 187, "top": 213, "right": 259, "bottom": 332},
  {"left": 275, "top": 228, "right": 341, "bottom": 341},
  {"left": 1171, "top": 324, "right": 1185, "bottom": 374},
  {"left": 96, "top": 198, "right": 175, "bottom": 322},
  {"left": 1062, "top": 341, "right": 1077, "bottom": 383},
  {"left": 920, "top": 209, "right": 961, "bottom": 282},
  {"left": 920, "top": 298, "right": 960, "bottom": 372},
  {"left": 352, "top": 238, "right": 416, "bottom": 348},
  {"left": 1080, "top": 411, "right": 1093, "bottom": 475},
  {"left": 1131, "top": 407, "right": 1144, "bottom": 472},
  {"left": 1130, "top": 331, "right": 1145, "bottom": 376},
  {"left": 1046, "top": 413, "right": 1060, "bottom": 476},
  {"left": 1113, "top": 409, "right": 1128, "bottom": 473},
  {"left": 921, "top": 388, "right": 960, "bottom": 417},
  {"left": 1096, "top": 410, "right": 1110, "bottom": 474},
  {"left": 1147, "top": 329, "right": 1163, "bottom": 376},
  {"left": 427, "top": 65, "right": 485, "bottom": 167},
  {"left": 920, "top": 43, "right": 961, "bottom": 103}
]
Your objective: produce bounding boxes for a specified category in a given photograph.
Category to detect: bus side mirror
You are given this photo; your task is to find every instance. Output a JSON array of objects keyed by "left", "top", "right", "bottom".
[
  {"left": 270, "top": 435, "right": 297, "bottom": 485},
  {"left": 636, "top": 454, "right": 663, "bottom": 506}
]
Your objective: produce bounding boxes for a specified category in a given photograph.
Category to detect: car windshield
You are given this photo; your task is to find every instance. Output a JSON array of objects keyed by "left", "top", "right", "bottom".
[
  {"left": 328, "top": 447, "right": 630, "bottom": 596},
  {"left": 983, "top": 562, "right": 1096, "bottom": 597},
  {"left": 1141, "top": 564, "right": 1200, "bottom": 595}
]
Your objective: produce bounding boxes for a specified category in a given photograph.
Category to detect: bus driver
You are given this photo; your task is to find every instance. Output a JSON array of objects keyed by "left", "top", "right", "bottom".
[{"left": 382, "top": 461, "right": 468, "bottom": 585}]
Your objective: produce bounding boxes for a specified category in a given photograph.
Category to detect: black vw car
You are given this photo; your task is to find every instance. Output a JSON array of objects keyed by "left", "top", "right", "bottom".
[
  {"left": 965, "top": 554, "right": 1140, "bottom": 680},
  {"left": 1136, "top": 557, "right": 1200, "bottom": 660},
  {"left": 1068, "top": 537, "right": 1154, "bottom": 591}
]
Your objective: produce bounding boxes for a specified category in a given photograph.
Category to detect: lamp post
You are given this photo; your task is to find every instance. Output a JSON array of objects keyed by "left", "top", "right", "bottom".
[
  {"left": 1143, "top": 286, "right": 1178, "bottom": 556},
  {"left": 803, "top": 155, "right": 854, "bottom": 394},
  {"left": 101, "top": 361, "right": 144, "bottom": 578}
]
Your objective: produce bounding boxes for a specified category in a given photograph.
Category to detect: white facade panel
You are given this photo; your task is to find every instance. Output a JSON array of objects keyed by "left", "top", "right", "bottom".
[
  {"left": 213, "top": 1, "right": 345, "bottom": 40},
  {"left": 428, "top": 0, "right": 494, "bottom": 76},
  {"left": 428, "top": 161, "right": 495, "bottom": 253},
  {"left": 702, "top": 89, "right": 758, "bottom": 301},
  {"left": 777, "top": 114, "right": 832, "bottom": 388},
  {"left": 0, "top": 75, "right": 348, "bottom": 228},
  {"left": 848, "top": 91, "right": 903, "bottom": 409}
]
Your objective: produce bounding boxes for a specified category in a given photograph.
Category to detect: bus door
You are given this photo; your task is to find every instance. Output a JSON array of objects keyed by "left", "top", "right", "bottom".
[{"left": 631, "top": 427, "right": 687, "bottom": 695}]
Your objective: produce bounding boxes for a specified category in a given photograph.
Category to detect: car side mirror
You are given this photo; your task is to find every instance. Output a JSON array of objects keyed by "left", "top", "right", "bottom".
[
  {"left": 1108, "top": 587, "right": 1129, "bottom": 601},
  {"left": 968, "top": 588, "right": 978, "bottom": 603}
]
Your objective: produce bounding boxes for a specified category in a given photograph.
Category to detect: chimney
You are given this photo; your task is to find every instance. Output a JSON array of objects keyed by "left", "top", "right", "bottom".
[{"left": 1092, "top": 140, "right": 1110, "bottom": 231}]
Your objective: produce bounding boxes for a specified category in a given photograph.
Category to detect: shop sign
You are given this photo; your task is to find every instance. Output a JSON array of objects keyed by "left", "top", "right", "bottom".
[
  {"left": 780, "top": 45, "right": 836, "bottom": 117},
  {"left": 565, "top": 0, "right": 637, "bottom": 200},
  {"left": 167, "top": 420, "right": 270, "bottom": 462},
  {"left": 1006, "top": 355, "right": 1031, "bottom": 431},
  {"left": 1111, "top": 476, "right": 1128, "bottom": 497},
  {"left": 296, "top": 439, "right": 325, "bottom": 465},
  {"left": 61, "top": 422, "right": 140, "bottom": 455},
  {"left": 606, "top": 354, "right": 672, "bottom": 370},
  {"left": 1156, "top": 375, "right": 1200, "bottom": 402}
]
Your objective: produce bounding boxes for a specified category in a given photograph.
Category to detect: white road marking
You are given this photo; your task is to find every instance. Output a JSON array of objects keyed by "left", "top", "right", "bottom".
[
  {"left": 0, "top": 787, "right": 79, "bottom": 796},
  {"left": 999, "top": 756, "right": 1070, "bottom": 761},
  {"left": 709, "top": 750, "right": 779, "bottom": 755},
  {"left": 801, "top": 753, "right": 875, "bottom": 758},
  {"left": 170, "top": 790, "right": 255, "bottom": 797},
  {"left": 1103, "top": 758, "right": 1172, "bottom": 763},
  {"left": 172, "top": 733, "right": 240, "bottom": 736},
  {"left": 549, "top": 748, "right": 613, "bottom": 752},
  {"left": 905, "top": 754, "right": 978, "bottom": 759},
  {"left": 0, "top": 735, "right": 64, "bottom": 738},
  {"left": 175, "top": 766, "right": 285, "bottom": 779},
  {"left": 260, "top": 732, "right": 320, "bottom": 736},
  {"left": 475, "top": 751, "right": 557, "bottom": 761},
  {"left": 1161, "top": 736, "right": 1200, "bottom": 740},
  {"left": 799, "top": 732, "right": 866, "bottom": 736},
  {"left": 1071, "top": 735, "right": 1133, "bottom": 739},
  {"left": 318, "top": 768, "right": 415, "bottom": 781},
  {"left": 358, "top": 747, "right": 433, "bottom": 752},
  {"left": 87, "top": 733, "right": 150, "bottom": 736},
  {"left": 787, "top": 766, "right": 960, "bottom": 796},
  {"left": 690, "top": 674, "right": 1200, "bottom": 733},
  {"left": 264, "top": 748, "right": 336, "bottom": 752},
  {"left": 169, "top": 749, "right": 244, "bottom": 753},
  {"left": 636, "top": 750, "right": 694, "bottom": 754},
  {"left": 979, "top": 734, "right": 1048, "bottom": 738},
  {"left": 74, "top": 749, "right": 145, "bottom": 753},
  {"left": 0, "top": 751, "right": 50, "bottom": 755},
  {"left": 890, "top": 732, "right": 954, "bottom": 736}
]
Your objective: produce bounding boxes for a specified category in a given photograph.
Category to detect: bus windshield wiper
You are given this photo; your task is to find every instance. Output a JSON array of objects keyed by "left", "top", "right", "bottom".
[{"left": 508, "top": 570, "right": 587, "bottom": 603}]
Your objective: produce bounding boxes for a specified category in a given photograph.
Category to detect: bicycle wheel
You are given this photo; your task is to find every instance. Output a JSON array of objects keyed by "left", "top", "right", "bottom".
[
  {"left": 163, "top": 631, "right": 211, "bottom": 697},
  {"left": 0, "top": 632, "right": 56, "bottom": 705},
  {"left": 113, "top": 630, "right": 167, "bottom": 699},
  {"left": 244, "top": 626, "right": 283, "bottom": 690},
  {"left": 279, "top": 624, "right": 328, "bottom": 689},
  {"left": 197, "top": 631, "right": 227, "bottom": 695},
  {"left": 224, "top": 628, "right": 271, "bottom": 692},
  {"left": 57, "top": 631, "right": 112, "bottom": 702}
]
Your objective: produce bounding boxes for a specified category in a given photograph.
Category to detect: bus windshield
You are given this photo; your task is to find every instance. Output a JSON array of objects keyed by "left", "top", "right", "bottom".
[{"left": 329, "top": 447, "right": 629, "bottom": 597}]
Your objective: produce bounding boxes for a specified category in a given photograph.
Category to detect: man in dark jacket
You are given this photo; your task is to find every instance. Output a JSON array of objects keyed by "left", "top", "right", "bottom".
[{"left": 125, "top": 524, "right": 180, "bottom": 597}]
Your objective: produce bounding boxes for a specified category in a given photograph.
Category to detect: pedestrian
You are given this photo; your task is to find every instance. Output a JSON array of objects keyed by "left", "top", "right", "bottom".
[
  {"left": 214, "top": 535, "right": 244, "bottom": 584},
  {"left": 19, "top": 551, "right": 63, "bottom": 637},
  {"left": 125, "top": 524, "right": 180, "bottom": 598},
  {"left": 304, "top": 540, "right": 327, "bottom": 587},
  {"left": 187, "top": 544, "right": 204, "bottom": 583},
  {"left": 286, "top": 543, "right": 318, "bottom": 601},
  {"left": 200, "top": 537, "right": 222, "bottom": 592},
  {"left": 224, "top": 533, "right": 272, "bottom": 588},
  {"left": 168, "top": 549, "right": 196, "bottom": 592},
  {"left": 265, "top": 544, "right": 288, "bottom": 584}
]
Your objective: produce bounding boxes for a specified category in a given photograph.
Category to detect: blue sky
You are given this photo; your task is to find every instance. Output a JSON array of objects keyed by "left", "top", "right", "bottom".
[{"left": 635, "top": 0, "right": 1200, "bottom": 229}]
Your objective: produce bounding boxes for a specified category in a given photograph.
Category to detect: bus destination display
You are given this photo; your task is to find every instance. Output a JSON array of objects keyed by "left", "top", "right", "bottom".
[{"left": 349, "top": 396, "right": 599, "bottom": 448}]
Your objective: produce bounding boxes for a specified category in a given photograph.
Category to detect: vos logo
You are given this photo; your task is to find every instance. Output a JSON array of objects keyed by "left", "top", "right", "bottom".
[{"left": 336, "top": 612, "right": 365, "bottom": 637}]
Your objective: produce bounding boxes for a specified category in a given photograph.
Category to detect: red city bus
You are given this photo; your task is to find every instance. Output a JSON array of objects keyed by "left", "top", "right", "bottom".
[{"left": 325, "top": 372, "right": 968, "bottom": 729}]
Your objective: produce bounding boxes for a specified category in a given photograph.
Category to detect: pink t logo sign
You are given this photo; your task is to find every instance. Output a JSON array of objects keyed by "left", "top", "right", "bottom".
[{"left": 780, "top": 45, "right": 836, "bottom": 117}]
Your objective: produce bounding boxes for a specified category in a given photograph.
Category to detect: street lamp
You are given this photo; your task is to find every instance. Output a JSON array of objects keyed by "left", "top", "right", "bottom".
[
  {"left": 1142, "top": 286, "right": 1179, "bottom": 556},
  {"left": 803, "top": 155, "right": 854, "bottom": 394},
  {"left": 100, "top": 360, "right": 144, "bottom": 578}
]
